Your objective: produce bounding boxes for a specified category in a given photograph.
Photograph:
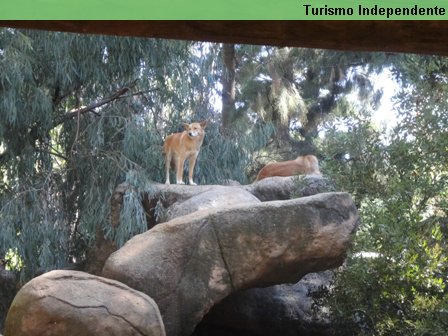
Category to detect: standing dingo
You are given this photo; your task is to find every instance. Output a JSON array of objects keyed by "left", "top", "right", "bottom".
[{"left": 163, "top": 121, "right": 207, "bottom": 185}]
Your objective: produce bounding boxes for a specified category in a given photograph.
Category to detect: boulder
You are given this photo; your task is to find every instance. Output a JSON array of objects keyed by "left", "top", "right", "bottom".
[
  {"left": 243, "top": 175, "right": 334, "bottom": 202},
  {"left": 89, "top": 176, "right": 331, "bottom": 277},
  {"left": 103, "top": 192, "right": 359, "bottom": 336},
  {"left": 122, "top": 175, "right": 333, "bottom": 228},
  {"left": 195, "top": 271, "right": 334, "bottom": 336},
  {"left": 4, "top": 270, "right": 165, "bottom": 336},
  {"left": 164, "top": 187, "right": 260, "bottom": 222}
]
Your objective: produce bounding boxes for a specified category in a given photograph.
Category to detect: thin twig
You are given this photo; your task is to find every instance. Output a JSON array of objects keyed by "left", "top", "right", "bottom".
[{"left": 36, "top": 148, "right": 68, "bottom": 161}]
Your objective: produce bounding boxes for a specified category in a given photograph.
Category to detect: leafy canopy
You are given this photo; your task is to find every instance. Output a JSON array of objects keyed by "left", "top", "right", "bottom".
[{"left": 317, "top": 54, "right": 448, "bottom": 336}]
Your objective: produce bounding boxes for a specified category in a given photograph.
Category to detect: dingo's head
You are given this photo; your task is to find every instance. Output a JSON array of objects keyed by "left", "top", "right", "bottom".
[{"left": 183, "top": 120, "right": 207, "bottom": 138}]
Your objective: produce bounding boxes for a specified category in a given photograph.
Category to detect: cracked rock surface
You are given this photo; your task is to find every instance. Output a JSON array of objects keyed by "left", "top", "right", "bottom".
[
  {"left": 102, "top": 192, "right": 359, "bottom": 336},
  {"left": 4, "top": 270, "right": 165, "bottom": 336}
]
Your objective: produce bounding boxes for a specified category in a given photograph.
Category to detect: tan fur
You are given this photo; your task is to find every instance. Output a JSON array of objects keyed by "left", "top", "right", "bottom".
[
  {"left": 256, "top": 155, "right": 321, "bottom": 181},
  {"left": 163, "top": 121, "right": 207, "bottom": 185}
]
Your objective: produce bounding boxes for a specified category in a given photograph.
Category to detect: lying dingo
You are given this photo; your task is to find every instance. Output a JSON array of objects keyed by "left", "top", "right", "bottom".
[
  {"left": 163, "top": 121, "right": 207, "bottom": 185},
  {"left": 256, "top": 154, "right": 321, "bottom": 181}
]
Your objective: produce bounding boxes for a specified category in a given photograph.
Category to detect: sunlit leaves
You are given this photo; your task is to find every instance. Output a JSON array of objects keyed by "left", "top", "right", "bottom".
[{"left": 318, "top": 54, "right": 448, "bottom": 335}]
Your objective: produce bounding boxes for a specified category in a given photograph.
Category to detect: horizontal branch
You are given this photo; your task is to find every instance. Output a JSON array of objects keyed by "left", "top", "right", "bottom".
[
  {"left": 53, "top": 87, "right": 130, "bottom": 128},
  {"left": 52, "top": 86, "right": 162, "bottom": 128}
]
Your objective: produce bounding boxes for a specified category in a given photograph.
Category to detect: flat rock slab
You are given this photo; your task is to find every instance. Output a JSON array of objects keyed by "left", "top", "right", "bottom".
[
  {"left": 4, "top": 270, "right": 165, "bottom": 336},
  {"left": 103, "top": 192, "right": 359, "bottom": 336},
  {"left": 164, "top": 187, "right": 260, "bottom": 221},
  {"left": 243, "top": 175, "right": 333, "bottom": 201}
]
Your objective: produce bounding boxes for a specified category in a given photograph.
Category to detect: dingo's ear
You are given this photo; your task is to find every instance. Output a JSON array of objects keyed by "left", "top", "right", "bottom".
[
  {"left": 183, "top": 123, "right": 190, "bottom": 130},
  {"left": 200, "top": 120, "right": 208, "bottom": 128}
]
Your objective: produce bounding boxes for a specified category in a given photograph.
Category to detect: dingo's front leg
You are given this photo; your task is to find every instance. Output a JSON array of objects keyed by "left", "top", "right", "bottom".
[
  {"left": 188, "top": 153, "right": 198, "bottom": 185},
  {"left": 175, "top": 155, "right": 185, "bottom": 184}
]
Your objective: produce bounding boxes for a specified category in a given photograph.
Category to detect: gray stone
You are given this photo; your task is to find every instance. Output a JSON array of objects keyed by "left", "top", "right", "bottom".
[
  {"left": 4, "top": 270, "right": 165, "bottom": 336},
  {"left": 164, "top": 187, "right": 260, "bottom": 221},
  {"left": 243, "top": 175, "right": 334, "bottom": 202},
  {"left": 197, "top": 271, "right": 334, "bottom": 336}
]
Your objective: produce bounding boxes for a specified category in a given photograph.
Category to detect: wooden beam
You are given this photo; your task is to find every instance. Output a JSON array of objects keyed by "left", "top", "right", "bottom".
[{"left": 1, "top": 21, "right": 448, "bottom": 56}]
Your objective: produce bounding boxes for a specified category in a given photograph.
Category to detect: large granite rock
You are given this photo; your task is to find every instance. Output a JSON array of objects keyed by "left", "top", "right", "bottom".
[
  {"left": 103, "top": 192, "right": 359, "bottom": 336},
  {"left": 119, "top": 175, "right": 334, "bottom": 228},
  {"left": 243, "top": 175, "right": 333, "bottom": 202},
  {"left": 87, "top": 176, "right": 333, "bottom": 280},
  {"left": 164, "top": 186, "right": 260, "bottom": 222},
  {"left": 195, "top": 271, "right": 334, "bottom": 336},
  {"left": 4, "top": 270, "right": 165, "bottom": 336}
]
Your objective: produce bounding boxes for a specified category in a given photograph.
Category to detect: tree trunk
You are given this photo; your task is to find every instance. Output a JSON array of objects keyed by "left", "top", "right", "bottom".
[{"left": 221, "top": 44, "right": 236, "bottom": 132}]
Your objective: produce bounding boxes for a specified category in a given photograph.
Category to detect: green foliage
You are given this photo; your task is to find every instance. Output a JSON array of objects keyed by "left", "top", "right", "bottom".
[
  {"left": 199, "top": 121, "right": 274, "bottom": 184},
  {"left": 316, "top": 54, "right": 448, "bottom": 335},
  {"left": 4, "top": 248, "right": 23, "bottom": 271},
  {"left": 237, "top": 46, "right": 387, "bottom": 146},
  {"left": 318, "top": 119, "right": 386, "bottom": 201}
]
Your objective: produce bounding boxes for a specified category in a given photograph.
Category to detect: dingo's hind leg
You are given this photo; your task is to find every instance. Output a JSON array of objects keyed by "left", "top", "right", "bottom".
[{"left": 165, "top": 151, "right": 172, "bottom": 185}]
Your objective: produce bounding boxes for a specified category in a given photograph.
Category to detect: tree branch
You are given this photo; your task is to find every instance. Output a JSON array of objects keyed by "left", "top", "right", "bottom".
[
  {"left": 52, "top": 86, "right": 161, "bottom": 128},
  {"left": 52, "top": 86, "right": 130, "bottom": 128}
]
